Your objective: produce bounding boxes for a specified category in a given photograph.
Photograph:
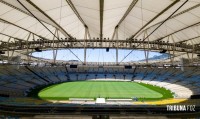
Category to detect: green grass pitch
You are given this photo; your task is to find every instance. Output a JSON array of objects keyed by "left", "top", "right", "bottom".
[{"left": 36, "top": 81, "right": 173, "bottom": 101}]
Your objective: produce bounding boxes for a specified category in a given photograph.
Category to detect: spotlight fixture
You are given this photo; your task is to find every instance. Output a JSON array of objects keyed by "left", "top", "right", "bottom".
[
  {"left": 125, "top": 65, "right": 132, "bottom": 69},
  {"left": 106, "top": 48, "right": 109, "bottom": 52},
  {"left": 70, "top": 65, "right": 77, "bottom": 68},
  {"left": 34, "top": 47, "right": 42, "bottom": 52},
  {"left": 0, "top": 51, "right": 5, "bottom": 54},
  {"left": 159, "top": 49, "right": 167, "bottom": 53}
]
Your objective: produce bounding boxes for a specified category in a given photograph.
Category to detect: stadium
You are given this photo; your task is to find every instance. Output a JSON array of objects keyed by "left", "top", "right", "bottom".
[{"left": 0, "top": 0, "right": 200, "bottom": 118}]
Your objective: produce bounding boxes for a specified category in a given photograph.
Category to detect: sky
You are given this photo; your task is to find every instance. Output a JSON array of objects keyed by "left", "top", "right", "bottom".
[{"left": 32, "top": 48, "right": 167, "bottom": 62}]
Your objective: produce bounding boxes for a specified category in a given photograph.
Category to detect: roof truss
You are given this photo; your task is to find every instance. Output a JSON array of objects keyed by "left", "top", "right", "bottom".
[
  {"left": 129, "top": 0, "right": 180, "bottom": 40},
  {"left": 18, "top": 0, "right": 74, "bottom": 39}
]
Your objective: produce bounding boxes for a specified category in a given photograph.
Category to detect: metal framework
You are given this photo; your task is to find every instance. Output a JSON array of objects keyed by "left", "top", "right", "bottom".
[
  {"left": 1, "top": 39, "right": 199, "bottom": 54},
  {"left": 0, "top": 0, "right": 200, "bottom": 65},
  {"left": 16, "top": 0, "right": 85, "bottom": 63}
]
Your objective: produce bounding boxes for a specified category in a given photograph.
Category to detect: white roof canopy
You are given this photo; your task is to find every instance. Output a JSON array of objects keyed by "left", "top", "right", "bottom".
[
  {"left": 0, "top": 0, "right": 199, "bottom": 43},
  {"left": 0, "top": 0, "right": 200, "bottom": 62}
]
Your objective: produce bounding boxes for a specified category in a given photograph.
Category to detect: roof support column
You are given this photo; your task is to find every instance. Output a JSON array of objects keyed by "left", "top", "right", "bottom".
[
  {"left": 112, "top": 28, "right": 117, "bottom": 40},
  {"left": 10, "top": 50, "right": 15, "bottom": 60},
  {"left": 143, "top": 31, "right": 149, "bottom": 64},
  {"left": 84, "top": 27, "right": 88, "bottom": 65},
  {"left": 146, "top": 33, "right": 150, "bottom": 64},
  {"left": 171, "top": 35, "right": 176, "bottom": 64},
  {"left": 116, "top": 28, "right": 119, "bottom": 65},
  {"left": 26, "top": 33, "right": 32, "bottom": 64},
  {"left": 166, "top": 36, "right": 172, "bottom": 63},
  {"left": 186, "top": 52, "right": 190, "bottom": 62},
  {"left": 53, "top": 29, "right": 59, "bottom": 64},
  {"left": 7, "top": 37, "right": 11, "bottom": 61},
  {"left": 190, "top": 40, "right": 194, "bottom": 63},
  {"left": 29, "top": 34, "right": 35, "bottom": 62}
]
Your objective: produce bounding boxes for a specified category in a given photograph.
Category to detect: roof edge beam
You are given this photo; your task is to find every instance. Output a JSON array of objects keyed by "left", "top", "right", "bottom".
[{"left": 129, "top": 0, "right": 180, "bottom": 40}]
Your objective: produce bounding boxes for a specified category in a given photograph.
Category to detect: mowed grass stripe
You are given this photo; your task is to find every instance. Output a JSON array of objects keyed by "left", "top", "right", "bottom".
[{"left": 38, "top": 81, "right": 171, "bottom": 100}]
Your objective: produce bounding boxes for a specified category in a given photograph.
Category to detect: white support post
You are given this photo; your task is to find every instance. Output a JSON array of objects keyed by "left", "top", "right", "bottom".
[
  {"left": 54, "top": 30, "right": 59, "bottom": 63},
  {"left": 26, "top": 33, "right": 31, "bottom": 63},
  {"left": 146, "top": 31, "right": 150, "bottom": 64},
  {"left": 53, "top": 29, "right": 57, "bottom": 64},
  {"left": 190, "top": 40, "right": 194, "bottom": 62},
  {"left": 166, "top": 36, "right": 171, "bottom": 63},
  {"left": 29, "top": 34, "right": 35, "bottom": 62},
  {"left": 144, "top": 45, "right": 147, "bottom": 64},
  {"left": 171, "top": 35, "right": 175, "bottom": 64},
  {"left": 116, "top": 28, "right": 119, "bottom": 65},
  {"left": 143, "top": 31, "right": 149, "bottom": 64},
  {"left": 7, "top": 37, "right": 11, "bottom": 61},
  {"left": 10, "top": 50, "right": 14, "bottom": 58},
  {"left": 87, "top": 28, "right": 91, "bottom": 40},
  {"left": 186, "top": 51, "right": 190, "bottom": 60},
  {"left": 84, "top": 27, "right": 88, "bottom": 65},
  {"left": 112, "top": 28, "right": 117, "bottom": 40}
]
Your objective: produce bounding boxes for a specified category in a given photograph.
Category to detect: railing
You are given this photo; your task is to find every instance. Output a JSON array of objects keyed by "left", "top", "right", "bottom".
[{"left": 0, "top": 61, "right": 199, "bottom": 68}]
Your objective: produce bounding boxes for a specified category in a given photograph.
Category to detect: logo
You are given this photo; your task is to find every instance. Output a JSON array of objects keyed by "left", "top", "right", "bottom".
[{"left": 166, "top": 105, "right": 195, "bottom": 111}]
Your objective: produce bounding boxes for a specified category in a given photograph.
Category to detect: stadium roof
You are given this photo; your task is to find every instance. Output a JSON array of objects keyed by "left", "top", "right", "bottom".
[{"left": 0, "top": 0, "right": 200, "bottom": 63}]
